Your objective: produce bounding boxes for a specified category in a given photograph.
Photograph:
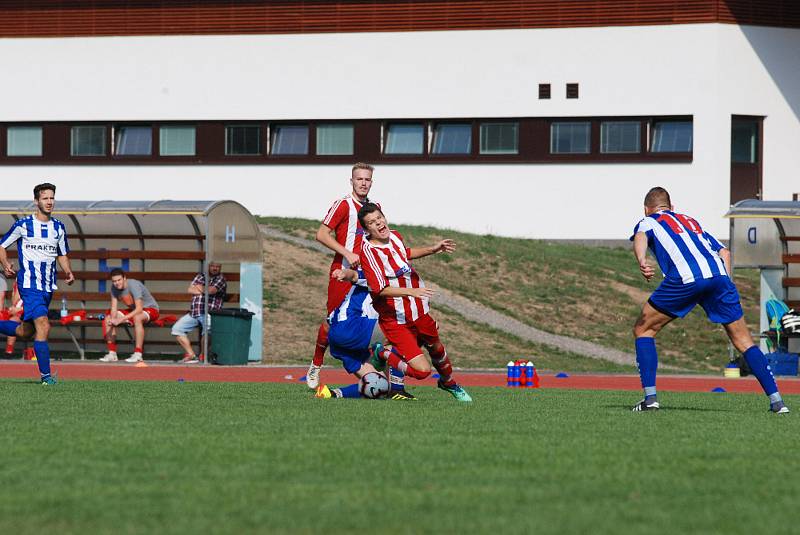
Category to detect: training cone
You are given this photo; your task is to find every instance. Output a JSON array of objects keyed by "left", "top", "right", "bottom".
[{"left": 135, "top": 361, "right": 148, "bottom": 368}]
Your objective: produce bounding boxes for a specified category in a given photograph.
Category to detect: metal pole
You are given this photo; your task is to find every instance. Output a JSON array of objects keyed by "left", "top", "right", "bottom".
[{"left": 202, "top": 219, "right": 210, "bottom": 365}]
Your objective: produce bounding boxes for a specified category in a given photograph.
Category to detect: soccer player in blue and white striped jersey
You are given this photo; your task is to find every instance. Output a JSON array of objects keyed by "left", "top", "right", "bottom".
[
  {"left": 0, "top": 183, "right": 74, "bottom": 385},
  {"left": 630, "top": 187, "right": 788, "bottom": 413}
]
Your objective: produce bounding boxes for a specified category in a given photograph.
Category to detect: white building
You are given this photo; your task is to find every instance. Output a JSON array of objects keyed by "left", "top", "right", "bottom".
[{"left": 0, "top": 1, "right": 798, "bottom": 239}]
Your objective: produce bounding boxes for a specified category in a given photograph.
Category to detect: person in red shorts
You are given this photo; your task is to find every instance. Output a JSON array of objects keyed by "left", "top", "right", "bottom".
[
  {"left": 305, "top": 162, "right": 378, "bottom": 389},
  {"left": 99, "top": 268, "right": 160, "bottom": 363},
  {"left": 358, "top": 202, "right": 472, "bottom": 402}
]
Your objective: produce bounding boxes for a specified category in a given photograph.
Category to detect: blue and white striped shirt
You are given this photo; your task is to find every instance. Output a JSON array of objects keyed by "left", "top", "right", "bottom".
[
  {"left": 328, "top": 274, "right": 378, "bottom": 324},
  {"left": 0, "top": 215, "right": 69, "bottom": 292},
  {"left": 631, "top": 210, "right": 726, "bottom": 284}
]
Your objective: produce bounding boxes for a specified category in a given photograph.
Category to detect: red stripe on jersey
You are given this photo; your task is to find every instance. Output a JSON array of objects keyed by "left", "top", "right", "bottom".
[
  {"left": 359, "top": 230, "right": 427, "bottom": 325},
  {"left": 321, "top": 194, "right": 367, "bottom": 272}
]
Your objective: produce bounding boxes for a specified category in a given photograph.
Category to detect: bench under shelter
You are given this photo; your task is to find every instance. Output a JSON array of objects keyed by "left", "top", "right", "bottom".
[{"left": 0, "top": 200, "right": 263, "bottom": 363}]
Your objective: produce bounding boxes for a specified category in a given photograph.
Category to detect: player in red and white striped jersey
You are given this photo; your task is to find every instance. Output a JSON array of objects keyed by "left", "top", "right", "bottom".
[
  {"left": 305, "top": 163, "right": 377, "bottom": 389},
  {"left": 358, "top": 202, "right": 472, "bottom": 402}
]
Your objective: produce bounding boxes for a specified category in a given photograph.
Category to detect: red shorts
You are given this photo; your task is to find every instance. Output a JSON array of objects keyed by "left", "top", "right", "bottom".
[
  {"left": 379, "top": 313, "right": 441, "bottom": 361},
  {"left": 107, "top": 308, "right": 160, "bottom": 323},
  {"left": 327, "top": 277, "right": 352, "bottom": 315}
]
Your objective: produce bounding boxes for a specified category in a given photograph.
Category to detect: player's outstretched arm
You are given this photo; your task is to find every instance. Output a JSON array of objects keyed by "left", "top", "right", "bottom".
[
  {"left": 633, "top": 232, "right": 655, "bottom": 281},
  {"left": 408, "top": 239, "right": 456, "bottom": 259},
  {"left": 57, "top": 255, "right": 74, "bottom": 285},
  {"left": 331, "top": 268, "right": 358, "bottom": 283},
  {"left": 379, "top": 286, "right": 434, "bottom": 299}
]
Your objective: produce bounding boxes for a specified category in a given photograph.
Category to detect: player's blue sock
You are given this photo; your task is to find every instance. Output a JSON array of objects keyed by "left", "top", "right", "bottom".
[
  {"left": 389, "top": 367, "right": 405, "bottom": 391},
  {"left": 338, "top": 384, "right": 360, "bottom": 399},
  {"left": 743, "top": 345, "right": 781, "bottom": 402},
  {"left": 33, "top": 340, "right": 51, "bottom": 379},
  {"left": 0, "top": 320, "right": 19, "bottom": 336},
  {"left": 635, "top": 337, "right": 658, "bottom": 401}
]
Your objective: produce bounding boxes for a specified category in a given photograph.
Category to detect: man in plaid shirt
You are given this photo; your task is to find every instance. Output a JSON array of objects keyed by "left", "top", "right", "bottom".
[{"left": 172, "top": 261, "right": 227, "bottom": 363}]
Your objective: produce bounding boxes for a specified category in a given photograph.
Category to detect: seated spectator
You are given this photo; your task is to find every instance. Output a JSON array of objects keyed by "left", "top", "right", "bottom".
[
  {"left": 172, "top": 261, "right": 227, "bottom": 364},
  {"left": 99, "top": 268, "right": 160, "bottom": 363}
]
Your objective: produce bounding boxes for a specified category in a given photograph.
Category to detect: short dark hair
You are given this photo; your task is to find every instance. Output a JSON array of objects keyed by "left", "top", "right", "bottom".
[
  {"left": 34, "top": 182, "right": 56, "bottom": 200},
  {"left": 109, "top": 268, "right": 126, "bottom": 279},
  {"left": 644, "top": 187, "right": 671, "bottom": 209},
  {"left": 357, "top": 202, "right": 384, "bottom": 229}
]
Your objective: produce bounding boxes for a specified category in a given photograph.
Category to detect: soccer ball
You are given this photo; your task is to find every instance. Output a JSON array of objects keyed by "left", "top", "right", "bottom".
[{"left": 359, "top": 372, "right": 390, "bottom": 399}]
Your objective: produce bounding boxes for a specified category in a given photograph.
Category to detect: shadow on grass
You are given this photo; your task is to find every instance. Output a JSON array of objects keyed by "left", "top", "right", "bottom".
[{"left": 602, "top": 404, "right": 733, "bottom": 413}]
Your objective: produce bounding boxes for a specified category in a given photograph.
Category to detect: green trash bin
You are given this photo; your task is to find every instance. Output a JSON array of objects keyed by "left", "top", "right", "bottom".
[{"left": 209, "top": 308, "right": 254, "bottom": 365}]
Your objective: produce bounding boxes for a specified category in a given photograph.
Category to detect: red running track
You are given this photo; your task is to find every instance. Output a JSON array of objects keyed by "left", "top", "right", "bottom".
[{"left": 2, "top": 361, "right": 800, "bottom": 394}]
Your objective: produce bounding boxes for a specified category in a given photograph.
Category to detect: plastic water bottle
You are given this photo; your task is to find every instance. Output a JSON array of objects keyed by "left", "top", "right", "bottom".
[
  {"left": 60, "top": 297, "right": 68, "bottom": 318},
  {"left": 506, "top": 361, "right": 515, "bottom": 387}
]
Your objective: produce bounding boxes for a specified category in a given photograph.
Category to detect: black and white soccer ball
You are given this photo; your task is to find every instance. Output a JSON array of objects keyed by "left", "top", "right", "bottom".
[{"left": 359, "top": 372, "right": 390, "bottom": 399}]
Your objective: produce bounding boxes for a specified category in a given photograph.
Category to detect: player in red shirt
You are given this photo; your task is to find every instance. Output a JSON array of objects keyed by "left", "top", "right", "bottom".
[
  {"left": 306, "top": 163, "right": 377, "bottom": 389},
  {"left": 357, "top": 202, "right": 472, "bottom": 402}
]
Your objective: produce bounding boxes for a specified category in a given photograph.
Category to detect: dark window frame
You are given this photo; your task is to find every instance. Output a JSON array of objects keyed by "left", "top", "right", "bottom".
[
  {"left": 111, "top": 123, "right": 153, "bottom": 159},
  {"left": 3, "top": 123, "right": 44, "bottom": 159},
  {"left": 0, "top": 116, "right": 693, "bottom": 166},
  {"left": 224, "top": 123, "right": 263, "bottom": 157}
]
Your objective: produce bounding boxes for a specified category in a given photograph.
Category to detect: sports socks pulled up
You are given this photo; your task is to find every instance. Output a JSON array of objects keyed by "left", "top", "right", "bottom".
[
  {"left": 635, "top": 337, "right": 658, "bottom": 402},
  {"left": 312, "top": 322, "right": 328, "bottom": 367},
  {"left": 33, "top": 340, "right": 51, "bottom": 379},
  {"left": 743, "top": 345, "right": 782, "bottom": 404}
]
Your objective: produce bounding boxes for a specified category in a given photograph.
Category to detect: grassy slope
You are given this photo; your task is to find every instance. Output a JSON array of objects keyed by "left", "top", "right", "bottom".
[
  {"left": 259, "top": 217, "right": 760, "bottom": 372},
  {"left": 261, "top": 218, "right": 632, "bottom": 372},
  {"left": 1, "top": 380, "right": 796, "bottom": 535}
]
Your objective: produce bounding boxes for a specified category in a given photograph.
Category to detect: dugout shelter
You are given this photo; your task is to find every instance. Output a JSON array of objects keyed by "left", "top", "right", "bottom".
[
  {"left": 725, "top": 199, "right": 800, "bottom": 353},
  {"left": 0, "top": 200, "right": 263, "bottom": 362}
]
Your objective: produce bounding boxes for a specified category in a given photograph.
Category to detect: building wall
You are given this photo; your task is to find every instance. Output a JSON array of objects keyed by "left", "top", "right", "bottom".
[{"left": 0, "top": 23, "right": 798, "bottom": 239}]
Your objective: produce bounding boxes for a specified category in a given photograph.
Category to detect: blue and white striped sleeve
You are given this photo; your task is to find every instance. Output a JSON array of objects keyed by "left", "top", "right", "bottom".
[
  {"left": 629, "top": 217, "right": 654, "bottom": 241},
  {"left": 703, "top": 231, "right": 725, "bottom": 252},
  {"left": 0, "top": 221, "right": 22, "bottom": 249},
  {"left": 57, "top": 221, "right": 70, "bottom": 255}
]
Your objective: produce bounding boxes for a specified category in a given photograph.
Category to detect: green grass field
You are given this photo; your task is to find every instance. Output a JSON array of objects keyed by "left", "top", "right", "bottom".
[{"left": 1, "top": 379, "right": 796, "bottom": 534}]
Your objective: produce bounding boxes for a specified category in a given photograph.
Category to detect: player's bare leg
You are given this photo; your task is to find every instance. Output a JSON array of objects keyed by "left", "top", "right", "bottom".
[
  {"left": 724, "top": 317, "right": 788, "bottom": 413},
  {"left": 125, "top": 313, "right": 147, "bottom": 362}
]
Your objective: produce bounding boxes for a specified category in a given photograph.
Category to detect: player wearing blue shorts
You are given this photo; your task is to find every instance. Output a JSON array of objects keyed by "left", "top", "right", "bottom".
[
  {"left": 0, "top": 183, "right": 75, "bottom": 385},
  {"left": 314, "top": 268, "right": 413, "bottom": 400},
  {"left": 630, "top": 187, "right": 788, "bottom": 413}
]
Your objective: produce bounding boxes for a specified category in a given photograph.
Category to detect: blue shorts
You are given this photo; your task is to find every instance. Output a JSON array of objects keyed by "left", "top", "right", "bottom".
[
  {"left": 648, "top": 276, "right": 743, "bottom": 324},
  {"left": 19, "top": 288, "right": 53, "bottom": 321},
  {"left": 328, "top": 316, "right": 378, "bottom": 375}
]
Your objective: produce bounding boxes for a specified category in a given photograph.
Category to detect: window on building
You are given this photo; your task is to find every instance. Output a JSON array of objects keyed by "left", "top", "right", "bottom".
[
  {"left": 226, "top": 125, "right": 261, "bottom": 156},
  {"left": 316, "top": 124, "right": 354, "bottom": 155},
  {"left": 71, "top": 125, "right": 106, "bottom": 156},
  {"left": 538, "top": 84, "right": 551, "bottom": 100},
  {"left": 159, "top": 126, "right": 196, "bottom": 156},
  {"left": 650, "top": 121, "right": 693, "bottom": 153},
  {"left": 384, "top": 123, "right": 424, "bottom": 155},
  {"left": 550, "top": 122, "right": 590, "bottom": 154},
  {"left": 480, "top": 122, "right": 518, "bottom": 154},
  {"left": 600, "top": 121, "right": 640, "bottom": 154},
  {"left": 114, "top": 126, "right": 152, "bottom": 156},
  {"left": 731, "top": 120, "right": 758, "bottom": 163},
  {"left": 566, "top": 83, "right": 579, "bottom": 99},
  {"left": 271, "top": 125, "right": 309, "bottom": 155},
  {"left": 7, "top": 126, "right": 42, "bottom": 157},
  {"left": 432, "top": 123, "right": 472, "bottom": 155}
]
